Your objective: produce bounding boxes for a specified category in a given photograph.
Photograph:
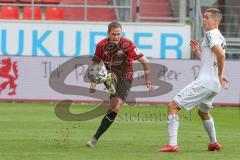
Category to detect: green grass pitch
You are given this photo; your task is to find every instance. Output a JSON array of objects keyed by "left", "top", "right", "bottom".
[{"left": 0, "top": 102, "right": 239, "bottom": 160}]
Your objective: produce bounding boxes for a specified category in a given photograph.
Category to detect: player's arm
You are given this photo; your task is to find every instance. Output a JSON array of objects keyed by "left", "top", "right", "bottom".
[
  {"left": 128, "top": 40, "right": 153, "bottom": 91},
  {"left": 89, "top": 61, "right": 97, "bottom": 93},
  {"left": 89, "top": 44, "right": 102, "bottom": 93},
  {"left": 212, "top": 44, "right": 228, "bottom": 89},
  {"left": 137, "top": 56, "right": 154, "bottom": 91},
  {"left": 190, "top": 40, "right": 202, "bottom": 59}
]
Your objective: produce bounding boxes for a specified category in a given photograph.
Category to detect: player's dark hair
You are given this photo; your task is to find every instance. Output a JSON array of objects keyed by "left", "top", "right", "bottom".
[
  {"left": 108, "top": 21, "right": 122, "bottom": 33},
  {"left": 205, "top": 8, "right": 222, "bottom": 23}
]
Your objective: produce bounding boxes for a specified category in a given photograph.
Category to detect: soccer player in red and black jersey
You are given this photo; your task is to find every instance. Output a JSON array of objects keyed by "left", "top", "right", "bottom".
[{"left": 86, "top": 21, "right": 154, "bottom": 147}]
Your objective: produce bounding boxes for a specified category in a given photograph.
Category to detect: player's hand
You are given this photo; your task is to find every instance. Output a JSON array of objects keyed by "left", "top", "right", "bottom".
[
  {"left": 190, "top": 40, "right": 200, "bottom": 53},
  {"left": 219, "top": 75, "right": 228, "bottom": 89},
  {"left": 146, "top": 81, "right": 154, "bottom": 91},
  {"left": 89, "top": 82, "right": 96, "bottom": 93}
]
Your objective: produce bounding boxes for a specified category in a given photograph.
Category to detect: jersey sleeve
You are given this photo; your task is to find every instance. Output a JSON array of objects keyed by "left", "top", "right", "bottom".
[
  {"left": 205, "top": 31, "right": 222, "bottom": 48},
  {"left": 92, "top": 44, "right": 103, "bottom": 63},
  {"left": 126, "top": 40, "right": 144, "bottom": 60}
]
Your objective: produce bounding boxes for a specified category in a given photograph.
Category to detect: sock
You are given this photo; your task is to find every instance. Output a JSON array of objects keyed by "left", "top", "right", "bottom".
[
  {"left": 203, "top": 117, "right": 217, "bottom": 144},
  {"left": 94, "top": 110, "right": 117, "bottom": 140},
  {"left": 167, "top": 114, "right": 179, "bottom": 146}
]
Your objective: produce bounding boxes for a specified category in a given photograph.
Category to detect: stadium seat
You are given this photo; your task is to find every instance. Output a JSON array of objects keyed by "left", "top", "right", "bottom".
[
  {"left": 63, "top": 0, "right": 116, "bottom": 21},
  {"left": 23, "top": 6, "right": 42, "bottom": 20},
  {"left": 0, "top": 0, "right": 16, "bottom": 2},
  {"left": 18, "top": 0, "right": 41, "bottom": 2},
  {"left": 1, "top": 6, "right": 19, "bottom": 20},
  {"left": 135, "top": 0, "right": 173, "bottom": 22},
  {"left": 42, "top": 0, "right": 61, "bottom": 4},
  {"left": 45, "top": 7, "right": 64, "bottom": 20}
]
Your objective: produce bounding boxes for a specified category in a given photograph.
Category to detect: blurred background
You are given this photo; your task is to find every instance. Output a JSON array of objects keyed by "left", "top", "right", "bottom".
[
  {"left": 0, "top": 0, "right": 239, "bottom": 105},
  {"left": 0, "top": 0, "right": 238, "bottom": 59}
]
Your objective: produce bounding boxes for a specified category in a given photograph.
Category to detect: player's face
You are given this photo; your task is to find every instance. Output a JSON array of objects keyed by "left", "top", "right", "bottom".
[
  {"left": 203, "top": 12, "right": 218, "bottom": 31},
  {"left": 108, "top": 27, "right": 122, "bottom": 44}
]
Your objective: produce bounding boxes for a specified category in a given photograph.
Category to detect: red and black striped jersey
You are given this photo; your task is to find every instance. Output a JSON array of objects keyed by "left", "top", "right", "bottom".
[{"left": 92, "top": 37, "right": 143, "bottom": 80}]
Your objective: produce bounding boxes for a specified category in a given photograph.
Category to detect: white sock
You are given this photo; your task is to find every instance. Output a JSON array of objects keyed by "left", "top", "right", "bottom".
[
  {"left": 203, "top": 117, "right": 217, "bottom": 144},
  {"left": 167, "top": 114, "right": 179, "bottom": 146}
]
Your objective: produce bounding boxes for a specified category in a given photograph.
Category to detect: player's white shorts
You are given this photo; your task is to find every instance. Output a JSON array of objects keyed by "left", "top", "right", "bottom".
[{"left": 173, "top": 80, "right": 217, "bottom": 113}]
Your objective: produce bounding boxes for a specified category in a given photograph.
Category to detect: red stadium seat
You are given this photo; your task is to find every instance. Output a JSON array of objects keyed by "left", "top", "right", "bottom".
[
  {"left": 45, "top": 7, "right": 64, "bottom": 20},
  {"left": 42, "top": 0, "right": 61, "bottom": 4},
  {"left": 23, "top": 6, "right": 42, "bottom": 20},
  {"left": 18, "top": 0, "right": 41, "bottom": 2},
  {"left": 0, "top": 0, "right": 16, "bottom": 2},
  {"left": 1, "top": 6, "right": 19, "bottom": 20}
]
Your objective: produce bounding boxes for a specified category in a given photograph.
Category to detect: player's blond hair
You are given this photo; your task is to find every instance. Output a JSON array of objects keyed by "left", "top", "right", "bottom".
[{"left": 205, "top": 8, "right": 222, "bottom": 23}]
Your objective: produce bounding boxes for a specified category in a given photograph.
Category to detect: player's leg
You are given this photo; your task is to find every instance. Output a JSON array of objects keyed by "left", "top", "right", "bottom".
[
  {"left": 158, "top": 101, "right": 181, "bottom": 152},
  {"left": 86, "top": 97, "right": 122, "bottom": 147},
  {"left": 168, "top": 102, "right": 181, "bottom": 146},
  {"left": 86, "top": 73, "right": 132, "bottom": 147},
  {"left": 93, "top": 97, "right": 122, "bottom": 139},
  {"left": 198, "top": 93, "right": 222, "bottom": 151},
  {"left": 159, "top": 80, "right": 211, "bottom": 152},
  {"left": 198, "top": 107, "right": 217, "bottom": 144}
]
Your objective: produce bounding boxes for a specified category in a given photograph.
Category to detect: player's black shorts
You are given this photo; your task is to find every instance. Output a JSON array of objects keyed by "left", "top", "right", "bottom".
[{"left": 105, "top": 73, "right": 132, "bottom": 101}]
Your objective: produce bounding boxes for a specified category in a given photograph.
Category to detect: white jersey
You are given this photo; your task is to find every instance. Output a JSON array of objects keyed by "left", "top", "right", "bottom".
[{"left": 197, "top": 29, "right": 226, "bottom": 93}]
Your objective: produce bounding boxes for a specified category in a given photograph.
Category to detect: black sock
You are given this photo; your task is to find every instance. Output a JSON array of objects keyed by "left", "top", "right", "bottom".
[{"left": 94, "top": 110, "right": 117, "bottom": 140}]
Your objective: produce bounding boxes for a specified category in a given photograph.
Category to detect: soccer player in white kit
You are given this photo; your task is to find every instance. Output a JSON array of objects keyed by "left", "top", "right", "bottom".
[{"left": 158, "top": 8, "right": 229, "bottom": 152}]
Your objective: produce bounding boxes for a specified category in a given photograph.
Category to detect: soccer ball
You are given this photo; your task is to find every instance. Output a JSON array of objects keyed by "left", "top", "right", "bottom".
[{"left": 87, "top": 63, "right": 108, "bottom": 84}]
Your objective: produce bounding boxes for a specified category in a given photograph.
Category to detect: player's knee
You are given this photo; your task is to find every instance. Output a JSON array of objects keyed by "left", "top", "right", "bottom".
[
  {"left": 110, "top": 108, "right": 119, "bottom": 113},
  {"left": 110, "top": 97, "right": 123, "bottom": 113},
  {"left": 111, "top": 104, "right": 123, "bottom": 113},
  {"left": 110, "top": 104, "right": 121, "bottom": 112},
  {"left": 168, "top": 102, "right": 180, "bottom": 114},
  {"left": 197, "top": 109, "right": 203, "bottom": 117},
  {"left": 197, "top": 109, "right": 210, "bottom": 120}
]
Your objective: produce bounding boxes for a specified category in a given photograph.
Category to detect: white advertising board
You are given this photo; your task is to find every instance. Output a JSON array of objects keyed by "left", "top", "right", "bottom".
[
  {"left": 0, "top": 21, "right": 191, "bottom": 59},
  {"left": 0, "top": 56, "right": 239, "bottom": 106}
]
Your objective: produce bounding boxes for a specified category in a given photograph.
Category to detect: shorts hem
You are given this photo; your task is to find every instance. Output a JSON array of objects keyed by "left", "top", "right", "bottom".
[
  {"left": 173, "top": 100, "right": 191, "bottom": 111},
  {"left": 197, "top": 106, "right": 209, "bottom": 113}
]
